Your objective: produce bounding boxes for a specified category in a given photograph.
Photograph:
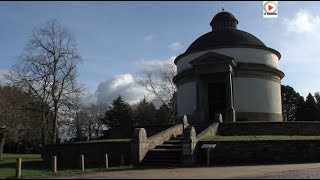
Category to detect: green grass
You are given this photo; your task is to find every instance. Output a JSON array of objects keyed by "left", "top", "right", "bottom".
[
  {"left": 0, "top": 153, "right": 133, "bottom": 179},
  {"left": 202, "top": 135, "right": 320, "bottom": 141}
]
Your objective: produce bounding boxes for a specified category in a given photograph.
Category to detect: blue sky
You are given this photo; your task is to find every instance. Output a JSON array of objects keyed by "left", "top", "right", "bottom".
[{"left": 1, "top": 1, "right": 320, "bottom": 104}]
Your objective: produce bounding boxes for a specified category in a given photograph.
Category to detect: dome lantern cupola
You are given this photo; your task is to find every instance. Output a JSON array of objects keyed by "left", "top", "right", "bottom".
[{"left": 210, "top": 11, "right": 238, "bottom": 30}]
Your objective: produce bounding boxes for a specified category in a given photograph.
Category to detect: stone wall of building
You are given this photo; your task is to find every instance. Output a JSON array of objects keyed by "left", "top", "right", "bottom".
[
  {"left": 42, "top": 141, "right": 131, "bottom": 169},
  {"left": 197, "top": 140, "right": 320, "bottom": 165},
  {"left": 218, "top": 122, "right": 320, "bottom": 136}
]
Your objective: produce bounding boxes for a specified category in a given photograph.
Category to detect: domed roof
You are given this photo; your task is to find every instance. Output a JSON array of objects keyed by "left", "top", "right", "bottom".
[
  {"left": 185, "top": 11, "right": 267, "bottom": 54},
  {"left": 185, "top": 28, "right": 266, "bottom": 53}
]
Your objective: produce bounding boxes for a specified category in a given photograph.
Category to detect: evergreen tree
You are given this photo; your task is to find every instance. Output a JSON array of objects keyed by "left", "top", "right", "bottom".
[
  {"left": 281, "top": 85, "right": 304, "bottom": 121},
  {"left": 295, "top": 96, "right": 306, "bottom": 121},
  {"left": 314, "top": 92, "right": 320, "bottom": 109},
  {"left": 302, "top": 93, "right": 320, "bottom": 121},
  {"left": 133, "top": 98, "right": 157, "bottom": 126},
  {"left": 155, "top": 103, "right": 170, "bottom": 125},
  {"left": 103, "top": 96, "right": 133, "bottom": 138}
]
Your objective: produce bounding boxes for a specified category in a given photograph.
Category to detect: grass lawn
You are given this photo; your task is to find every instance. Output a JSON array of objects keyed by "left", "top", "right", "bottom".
[
  {"left": 0, "top": 153, "right": 133, "bottom": 179},
  {"left": 202, "top": 135, "right": 320, "bottom": 141}
]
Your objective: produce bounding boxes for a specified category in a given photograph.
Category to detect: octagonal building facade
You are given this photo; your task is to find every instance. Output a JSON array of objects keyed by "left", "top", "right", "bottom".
[{"left": 173, "top": 11, "right": 284, "bottom": 124}]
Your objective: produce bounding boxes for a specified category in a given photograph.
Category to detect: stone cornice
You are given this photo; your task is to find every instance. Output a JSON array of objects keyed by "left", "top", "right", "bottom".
[
  {"left": 174, "top": 45, "right": 281, "bottom": 65},
  {"left": 173, "top": 63, "right": 285, "bottom": 86}
]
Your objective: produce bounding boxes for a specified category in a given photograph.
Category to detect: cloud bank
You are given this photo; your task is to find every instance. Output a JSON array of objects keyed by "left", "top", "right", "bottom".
[
  {"left": 280, "top": 9, "right": 320, "bottom": 97},
  {"left": 83, "top": 56, "right": 176, "bottom": 106}
]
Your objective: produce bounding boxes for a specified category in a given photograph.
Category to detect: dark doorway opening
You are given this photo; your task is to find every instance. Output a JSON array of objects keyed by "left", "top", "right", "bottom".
[{"left": 208, "top": 83, "right": 226, "bottom": 121}]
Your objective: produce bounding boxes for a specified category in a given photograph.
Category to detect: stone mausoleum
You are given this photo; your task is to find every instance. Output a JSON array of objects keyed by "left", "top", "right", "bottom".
[{"left": 173, "top": 11, "right": 284, "bottom": 124}]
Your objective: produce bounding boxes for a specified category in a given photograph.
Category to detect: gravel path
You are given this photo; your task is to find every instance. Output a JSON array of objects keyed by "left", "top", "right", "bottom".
[
  {"left": 53, "top": 163, "right": 320, "bottom": 179},
  {"left": 241, "top": 168, "right": 320, "bottom": 179}
]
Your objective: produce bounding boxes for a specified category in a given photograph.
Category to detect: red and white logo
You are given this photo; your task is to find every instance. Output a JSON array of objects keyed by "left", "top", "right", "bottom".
[{"left": 263, "top": 1, "right": 278, "bottom": 18}]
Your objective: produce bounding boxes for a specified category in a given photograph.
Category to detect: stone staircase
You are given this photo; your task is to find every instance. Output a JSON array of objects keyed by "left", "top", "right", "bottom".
[{"left": 141, "top": 134, "right": 184, "bottom": 166}]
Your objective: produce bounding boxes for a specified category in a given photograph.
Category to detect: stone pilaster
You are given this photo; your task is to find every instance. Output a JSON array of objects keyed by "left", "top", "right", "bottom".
[
  {"left": 181, "top": 126, "right": 197, "bottom": 166},
  {"left": 215, "top": 113, "right": 223, "bottom": 123},
  {"left": 225, "top": 72, "right": 235, "bottom": 122},
  {"left": 183, "top": 115, "right": 189, "bottom": 129},
  {"left": 131, "top": 128, "right": 148, "bottom": 165}
]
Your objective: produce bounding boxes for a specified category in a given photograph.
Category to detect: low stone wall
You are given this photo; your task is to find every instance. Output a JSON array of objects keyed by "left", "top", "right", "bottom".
[
  {"left": 42, "top": 141, "right": 131, "bottom": 169},
  {"left": 218, "top": 121, "right": 320, "bottom": 136},
  {"left": 197, "top": 140, "right": 320, "bottom": 165}
]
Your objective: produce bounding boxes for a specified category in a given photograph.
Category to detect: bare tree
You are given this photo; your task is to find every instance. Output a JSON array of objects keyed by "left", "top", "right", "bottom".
[
  {"left": 6, "top": 19, "right": 83, "bottom": 144},
  {"left": 137, "top": 61, "right": 177, "bottom": 123},
  {"left": 84, "top": 103, "right": 109, "bottom": 139},
  {"left": 0, "top": 86, "right": 35, "bottom": 160}
]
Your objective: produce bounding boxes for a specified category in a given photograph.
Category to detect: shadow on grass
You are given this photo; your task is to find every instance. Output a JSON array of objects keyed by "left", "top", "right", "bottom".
[{"left": 0, "top": 160, "right": 47, "bottom": 170}]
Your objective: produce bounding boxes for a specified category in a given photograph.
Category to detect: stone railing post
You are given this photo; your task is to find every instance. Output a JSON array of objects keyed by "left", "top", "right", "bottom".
[
  {"left": 131, "top": 128, "right": 148, "bottom": 165},
  {"left": 181, "top": 126, "right": 197, "bottom": 166},
  {"left": 183, "top": 115, "right": 189, "bottom": 130},
  {"left": 215, "top": 114, "right": 223, "bottom": 123}
]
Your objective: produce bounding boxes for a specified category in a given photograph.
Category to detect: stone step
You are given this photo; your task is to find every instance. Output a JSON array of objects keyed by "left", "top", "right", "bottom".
[
  {"left": 144, "top": 155, "right": 180, "bottom": 161},
  {"left": 171, "top": 137, "right": 183, "bottom": 140},
  {"left": 155, "top": 144, "right": 182, "bottom": 149},
  {"left": 163, "top": 140, "right": 182, "bottom": 144},
  {"left": 146, "top": 150, "right": 181, "bottom": 157},
  {"left": 150, "top": 148, "right": 182, "bottom": 152},
  {"left": 139, "top": 134, "right": 185, "bottom": 167}
]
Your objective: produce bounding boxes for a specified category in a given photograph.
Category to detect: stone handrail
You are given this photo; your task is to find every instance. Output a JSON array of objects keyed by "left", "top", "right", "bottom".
[
  {"left": 196, "top": 114, "right": 222, "bottom": 140},
  {"left": 147, "top": 124, "right": 183, "bottom": 150},
  {"left": 196, "top": 123, "right": 219, "bottom": 140}
]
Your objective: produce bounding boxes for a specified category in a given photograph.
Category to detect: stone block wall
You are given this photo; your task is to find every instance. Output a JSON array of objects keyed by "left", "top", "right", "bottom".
[
  {"left": 218, "top": 121, "right": 320, "bottom": 136},
  {"left": 197, "top": 140, "right": 320, "bottom": 165}
]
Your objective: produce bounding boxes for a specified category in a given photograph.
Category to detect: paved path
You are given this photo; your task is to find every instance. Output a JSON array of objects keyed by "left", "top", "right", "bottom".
[{"left": 54, "top": 163, "right": 320, "bottom": 179}]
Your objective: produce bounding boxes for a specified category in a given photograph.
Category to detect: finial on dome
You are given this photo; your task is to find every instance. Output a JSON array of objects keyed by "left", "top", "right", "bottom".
[
  {"left": 222, "top": 1, "right": 224, "bottom": 11},
  {"left": 210, "top": 11, "right": 238, "bottom": 31}
]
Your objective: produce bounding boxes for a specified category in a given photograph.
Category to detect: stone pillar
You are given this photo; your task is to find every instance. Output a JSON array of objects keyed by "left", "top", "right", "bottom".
[
  {"left": 183, "top": 115, "right": 189, "bottom": 129},
  {"left": 225, "top": 72, "right": 235, "bottom": 122},
  {"left": 181, "top": 126, "right": 197, "bottom": 166},
  {"left": 215, "top": 113, "right": 223, "bottom": 123},
  {"left": 131, "top": 128, "right": 148, "bottom": 165}
]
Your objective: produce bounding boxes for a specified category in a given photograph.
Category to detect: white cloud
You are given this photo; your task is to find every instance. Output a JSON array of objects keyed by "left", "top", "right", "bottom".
[
  {"left": 83, "top": 56, "right": 177, "bottom": 106},
  {"left": 84, "top": 74, "right": 148, "bottom": 106},
  {"left": 144, "top": 34, "right": 154, "bottom": 41},
  {"left": 283, "top": 9, "right": 320, "bottom": 35},
  {"left": 138, "top": 56, "right": 176, "bottom": 73},
  {"left": 280, "top": 9, "right": 320, "bottom": 97},
  {"left": 168, "top": 41, "right": 183, "bottom": 51}
]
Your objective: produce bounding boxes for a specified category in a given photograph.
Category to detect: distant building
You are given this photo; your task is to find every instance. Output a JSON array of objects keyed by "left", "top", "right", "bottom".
[{"left": 173, "top": 11, "right": 284, "bottom": 124}]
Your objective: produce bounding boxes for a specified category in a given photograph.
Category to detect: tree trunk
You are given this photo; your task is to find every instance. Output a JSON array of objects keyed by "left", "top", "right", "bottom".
[
  {"left": 0, "top": 132, "right": 5, "bottom": 161},
  {"left": 88, "top": 123, "right": 92, "bottom": 140},
  {"left": 52, "top": 103, "right": 59, "bottom": 144},
  {"left": 96, "top": 129, "right": 99, "bottom": 139}
]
